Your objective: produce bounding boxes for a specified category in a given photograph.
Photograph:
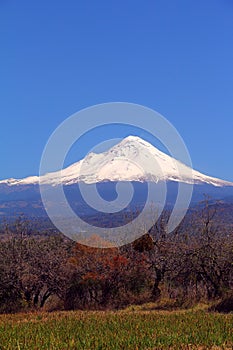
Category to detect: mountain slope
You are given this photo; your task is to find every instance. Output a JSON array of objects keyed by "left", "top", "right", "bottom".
[{"left": 0, "top": 136, "right": 232, "bottom": 187}]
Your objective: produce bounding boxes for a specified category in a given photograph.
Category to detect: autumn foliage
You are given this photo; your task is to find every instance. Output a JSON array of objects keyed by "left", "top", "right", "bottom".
[
  {"left": 0, "top": 203, "right": 232, "bottom": 313},
  {"left": 65, "top": 242, "right": 152, "bottom": 309}
]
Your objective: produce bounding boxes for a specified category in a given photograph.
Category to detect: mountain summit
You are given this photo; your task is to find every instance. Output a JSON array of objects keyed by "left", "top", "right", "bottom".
[{"left": 1, "top": 136, "right": 232, "bottom": 187}]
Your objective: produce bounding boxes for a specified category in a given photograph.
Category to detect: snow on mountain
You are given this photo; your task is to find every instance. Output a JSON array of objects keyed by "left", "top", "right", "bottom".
[{"left": 1, "top": 136, "right": 232, "bottom": 187}]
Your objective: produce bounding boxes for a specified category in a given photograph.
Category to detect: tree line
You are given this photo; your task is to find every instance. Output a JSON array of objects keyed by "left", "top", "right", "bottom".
[{"left": 0, "top": 202, "right": 232, "bottom": 313}]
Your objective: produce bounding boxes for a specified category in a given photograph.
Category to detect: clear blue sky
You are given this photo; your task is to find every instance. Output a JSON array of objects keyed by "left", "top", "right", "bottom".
[{"left": 1, "top": 0, "right": 233, "bottom": 181}]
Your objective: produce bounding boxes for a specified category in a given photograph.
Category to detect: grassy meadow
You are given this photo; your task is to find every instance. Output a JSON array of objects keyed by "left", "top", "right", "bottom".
[{"left": 0, "top": 304, "right": 232, "bottom": 350}]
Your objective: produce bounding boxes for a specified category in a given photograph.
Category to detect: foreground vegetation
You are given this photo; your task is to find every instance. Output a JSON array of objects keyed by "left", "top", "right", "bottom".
[
  {"left": 0, "top": 203, "right": 232, "bottom": 349},
  {"left": 0, "top": 203, "right": 232, "bottom": 314},
  {"left": 0, "top": 305, "right": 232, "bottom": 349}
]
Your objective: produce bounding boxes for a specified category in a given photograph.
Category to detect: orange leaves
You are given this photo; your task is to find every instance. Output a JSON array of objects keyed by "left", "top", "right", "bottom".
[
  {"left": 104, "top": 254, "right": 129, "bottom": 271},
  {"left": 66, "top": 239, "right": 154, "bottom": 308},
  {"left": 82, "top": 272, "right": 99, "bottom": 282}
]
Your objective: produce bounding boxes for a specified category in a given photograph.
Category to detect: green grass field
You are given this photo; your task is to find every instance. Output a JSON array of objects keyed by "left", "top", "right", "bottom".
[{"left": 0, "top": 304, "right": 232, "bottom": 350}]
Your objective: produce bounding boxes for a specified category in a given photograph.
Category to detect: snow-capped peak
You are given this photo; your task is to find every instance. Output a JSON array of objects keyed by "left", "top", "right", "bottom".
[{"left": 0, "top": 136, "right": 232, "bottom": 187}]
